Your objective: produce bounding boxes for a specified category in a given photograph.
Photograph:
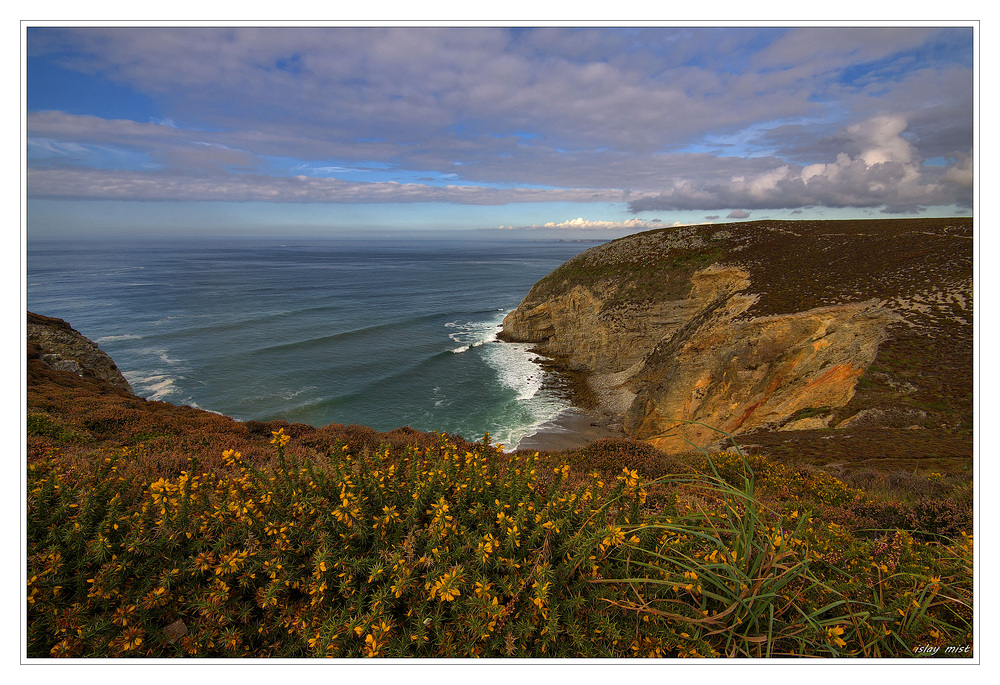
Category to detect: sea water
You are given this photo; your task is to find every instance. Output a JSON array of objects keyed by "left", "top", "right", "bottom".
[{"left": 26, "top": 236, "right": 601, "bottom": 449}]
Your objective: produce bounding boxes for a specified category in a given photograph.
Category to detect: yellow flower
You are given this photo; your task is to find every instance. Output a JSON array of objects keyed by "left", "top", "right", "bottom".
[
  {"left": 111, "top": 603, "right": 137, "bottom": 627},
  {"left": 618, "top": 468, "right": 640, "bottom": 489},
  {"left": 270, "top": 428, "right": 291, "bottom": 448},
  {"left": 121, "top": 626, "right": 145, "bottom": 652},
  {"left": 426, "top": 568, "right": 463, "bottom": 602},
  {"left": 826, "top": 625, "right": 847, "bottom": 648},
  {"left": 363, "top": 633, "right": 382, "bottom": 657},
  {"left": 602, "top": 525, "right": 626, "bottom": 549}
]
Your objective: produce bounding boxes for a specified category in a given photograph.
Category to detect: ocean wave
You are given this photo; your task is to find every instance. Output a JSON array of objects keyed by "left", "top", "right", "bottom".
[
  {"left": 183, "top": 400, "right": 226, "bottom": 416},
  {"left": 247, "top": 312, "right": 446, "bottom": 356},
  {"left": 137, "top": 347, "right": 182, "bottom": 366},
  {"left": 280, "top": 385, "right": 318, "bottom": 401},
  {"left": 485, "top": 398, "right": 567, "bottom": 452},
  {"left": 481, "top": 339, "right": 543, "bottom": 401},
  {"left": 446, "top": 313, "right": 503, "bottom": 354},
  {"left": 143, "top": 305, "right": 339, "bottom": 342},
  {"left": 450, "top": 338, "right": 498, "bottom": 354}
]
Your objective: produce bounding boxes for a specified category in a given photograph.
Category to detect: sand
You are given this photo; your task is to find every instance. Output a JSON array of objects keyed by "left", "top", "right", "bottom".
[{"left": 514, "top": 408, "right": 621, "bottom": 452}]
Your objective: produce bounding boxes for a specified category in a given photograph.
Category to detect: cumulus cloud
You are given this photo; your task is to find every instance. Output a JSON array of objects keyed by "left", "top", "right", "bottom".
[
  {"left": 628, "top": 115, "right": 973, "bottom": 213},
  {"left": 542, "top": 218, "right": 655, "bottom": 230}
]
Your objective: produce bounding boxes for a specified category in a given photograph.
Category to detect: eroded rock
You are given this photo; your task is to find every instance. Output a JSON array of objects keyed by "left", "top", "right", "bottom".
[
  {"left": 27, "top": 312, "right": 134, "bottom": 394},
  {"left": 624, "top": 298, "right": 900, "bottom": 452}
]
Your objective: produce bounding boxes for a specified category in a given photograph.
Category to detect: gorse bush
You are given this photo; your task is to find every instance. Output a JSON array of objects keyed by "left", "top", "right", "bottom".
[
  {"left": 28, "top": 431, "right": 657, "bottom": 657},
  {"left": 26, "top": 430, "right": 973, "bottom": 658}
]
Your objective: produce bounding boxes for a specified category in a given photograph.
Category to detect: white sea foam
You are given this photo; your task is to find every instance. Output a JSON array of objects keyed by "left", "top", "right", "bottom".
[
  {"left": 184, "top": 400, "right": 225, "bottom": 416},
  {"left": 490, "top": 399, "right": 567, "bottom": 452},
  {"left": 126, "top": 372, "right": 179, "bottom": 401},
  {"left": 446, "top": 317, "right": 499, "bottom": 354},
  {"left": 483, "top": 340, "right": 542, "bottom": 400},
  {"left": 96, "top": 334, "right": 142, "bottom": 343},
  {"left": 477, "top": 313, "right": 569, "bottom": 450},
  {"left": 431, "top": 385, "right": 453, "bottom": 409},
  {"left": 280, "top": 385, "right": 317, "bottom": 401},
  {"left": 141, "top": 348, "right": 181, "bottom": 365}
]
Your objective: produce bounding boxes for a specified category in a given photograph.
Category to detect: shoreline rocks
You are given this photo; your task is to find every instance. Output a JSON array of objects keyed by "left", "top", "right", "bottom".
[{"left": 27, "top": 311, "right": 135, "bottom": 395}]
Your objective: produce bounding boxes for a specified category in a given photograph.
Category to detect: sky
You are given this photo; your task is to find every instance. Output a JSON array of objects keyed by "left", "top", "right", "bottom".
[{"left": 23, "top": 23, "right": 977, "bottom": 240}]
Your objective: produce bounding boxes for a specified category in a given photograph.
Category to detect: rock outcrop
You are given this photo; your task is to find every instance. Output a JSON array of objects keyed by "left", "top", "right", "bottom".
[
  {"left": 623, "top": 297, "right": 898, "bottom": 452},
  {"left": 27, "top": 312, "right": 134, "bottom": 394},
  {"left": 499, "top": 218, "right": 973, "bottom": 454}
]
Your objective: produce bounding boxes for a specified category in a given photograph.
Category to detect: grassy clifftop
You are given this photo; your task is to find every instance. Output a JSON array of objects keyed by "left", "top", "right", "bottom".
[{"left": 521, "top": 217, "right": 971, "bottom": 315}]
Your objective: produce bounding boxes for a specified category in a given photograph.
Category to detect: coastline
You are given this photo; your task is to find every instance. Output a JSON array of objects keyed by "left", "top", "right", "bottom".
[{"left": 513, "top": 407, "right": 622, "bottom": 452}]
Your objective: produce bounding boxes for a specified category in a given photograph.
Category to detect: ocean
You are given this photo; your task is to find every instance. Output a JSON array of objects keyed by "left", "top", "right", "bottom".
[{"left": 26, "top": 236, "right": 602, "bottom": 449}]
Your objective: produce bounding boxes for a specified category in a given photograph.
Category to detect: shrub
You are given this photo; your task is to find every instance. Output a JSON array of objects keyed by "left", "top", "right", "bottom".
[
  {"left": 572, "top": 437, "right": 691, "bottom": 481},
  {"left": 27, "top": 432, "right": 661, "bottom": 657},
  {"left": 27, "top": 413, "right": 77, "bottom": 442},
  {"left": 26, "top": 429, "right": 974, "bottom": 659}
]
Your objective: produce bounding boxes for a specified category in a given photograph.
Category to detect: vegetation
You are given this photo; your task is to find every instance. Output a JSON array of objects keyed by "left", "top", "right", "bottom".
[{"left": 27, "top": 424, "right": 973, "bottom": 658}]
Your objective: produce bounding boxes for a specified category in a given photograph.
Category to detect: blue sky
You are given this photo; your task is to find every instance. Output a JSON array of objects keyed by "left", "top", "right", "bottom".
[{"left": 24, "top": 24, "right": 976, "bottom": 240}]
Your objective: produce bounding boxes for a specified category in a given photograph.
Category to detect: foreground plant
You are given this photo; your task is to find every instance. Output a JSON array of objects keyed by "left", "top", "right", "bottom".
[
  {"left": 28, "top": 431, "right": 654, "bottom": 657},
  {"left": 26, "top": 428, "right": 973, "bottom": 658},
  {"left": 592, "top": 424, "right": 974, "bottom": 657}
]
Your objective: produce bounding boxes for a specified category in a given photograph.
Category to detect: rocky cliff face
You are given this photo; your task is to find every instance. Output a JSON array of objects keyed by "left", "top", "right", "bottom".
[
  {"left": 27, "top": 312, "right": 134, "bottom": 395},
  {"left": 499, "top": 218, "right": 973, "bottom": 455}
]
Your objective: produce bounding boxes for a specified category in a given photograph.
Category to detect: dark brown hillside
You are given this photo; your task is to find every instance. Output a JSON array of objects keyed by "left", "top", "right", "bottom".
[
  {"left": 706, "top": 218, "right": 973, "bottom": 455},
  {"left": 717, "top": 219, "right": 973, "bottom": 471}
]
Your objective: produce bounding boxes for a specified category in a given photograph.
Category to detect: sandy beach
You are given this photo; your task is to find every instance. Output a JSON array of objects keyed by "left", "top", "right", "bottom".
[{"left": 513, "top": 408, "right": 622, "bottom": 452}]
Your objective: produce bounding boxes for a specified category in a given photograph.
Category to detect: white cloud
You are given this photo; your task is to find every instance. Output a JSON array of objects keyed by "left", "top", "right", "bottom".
[
  {"left": 495, "top": 217, "right": 689, "bottom": 231},
  {"left": 542, "top": 217, "right": 654, "bottom": 229},
  {"left": 848, "top": 114, "right": 914, "bottom": 167},
  {"left": 628, "top": 114, "right": 972, "bottom": 213}
]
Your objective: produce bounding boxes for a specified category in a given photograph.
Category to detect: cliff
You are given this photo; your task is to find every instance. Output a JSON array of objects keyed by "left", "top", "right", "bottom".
[
  {"left": 27, "top": 311, "right": 134, "bottom": 395},
  {"left": 499, "top": 218, "right": 973, "bottom": 456}
]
